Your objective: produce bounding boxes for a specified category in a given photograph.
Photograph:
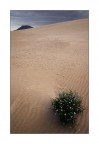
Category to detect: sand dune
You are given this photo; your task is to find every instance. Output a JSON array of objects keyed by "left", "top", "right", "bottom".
[{"left": 11, "top": 18, "right": 89, "bottom": 133}]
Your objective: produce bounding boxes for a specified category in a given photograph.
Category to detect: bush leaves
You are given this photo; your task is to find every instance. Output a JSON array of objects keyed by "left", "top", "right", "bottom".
[{"left": 52, "top": 90, "right": 84, "bottom": 125}]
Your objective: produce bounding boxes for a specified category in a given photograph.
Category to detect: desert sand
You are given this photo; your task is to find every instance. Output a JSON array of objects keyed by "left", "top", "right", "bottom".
[{"left": 11, "top": 18, "right": 89, "bottom": 133}]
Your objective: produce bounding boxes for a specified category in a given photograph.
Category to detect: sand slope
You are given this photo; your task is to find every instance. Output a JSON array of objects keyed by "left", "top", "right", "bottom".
[{"left": 11, "top": 19, "right": 89, "bottom": 133}]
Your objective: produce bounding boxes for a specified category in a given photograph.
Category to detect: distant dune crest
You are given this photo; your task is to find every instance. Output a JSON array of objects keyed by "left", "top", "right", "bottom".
[{"left": 16, "top": 25, "right": 33, "bottom": 30}]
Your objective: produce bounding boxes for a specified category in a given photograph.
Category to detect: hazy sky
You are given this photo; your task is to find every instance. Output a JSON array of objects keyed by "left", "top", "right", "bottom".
[{"left": 10, "top": 10, "right": 89, "bottom": 31}]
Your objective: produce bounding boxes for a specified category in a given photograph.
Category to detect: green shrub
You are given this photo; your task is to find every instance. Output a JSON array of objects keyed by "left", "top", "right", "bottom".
[{"left": 52, "top": 90, "right": 84, "bottom": 125}]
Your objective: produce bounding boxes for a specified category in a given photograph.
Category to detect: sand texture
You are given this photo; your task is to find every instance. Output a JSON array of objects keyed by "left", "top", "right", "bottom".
[{"left": 11, "top": 19, "right": 89, "bottom": 133}]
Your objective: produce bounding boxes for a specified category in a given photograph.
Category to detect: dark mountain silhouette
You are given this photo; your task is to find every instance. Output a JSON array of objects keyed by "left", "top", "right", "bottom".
[{"left": 16, "top": 25, "right": 33, "bottom": 30}]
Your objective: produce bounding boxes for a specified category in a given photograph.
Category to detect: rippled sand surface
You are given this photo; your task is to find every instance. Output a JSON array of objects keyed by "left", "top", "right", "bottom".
[{"left": 11, "top": 18, "right": 89, "bottom": 133}]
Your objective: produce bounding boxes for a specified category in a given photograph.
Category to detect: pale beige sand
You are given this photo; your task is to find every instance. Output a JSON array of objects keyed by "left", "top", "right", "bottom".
[{"left": 11, "top": 18, "right": 89, "bottom": 133}]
